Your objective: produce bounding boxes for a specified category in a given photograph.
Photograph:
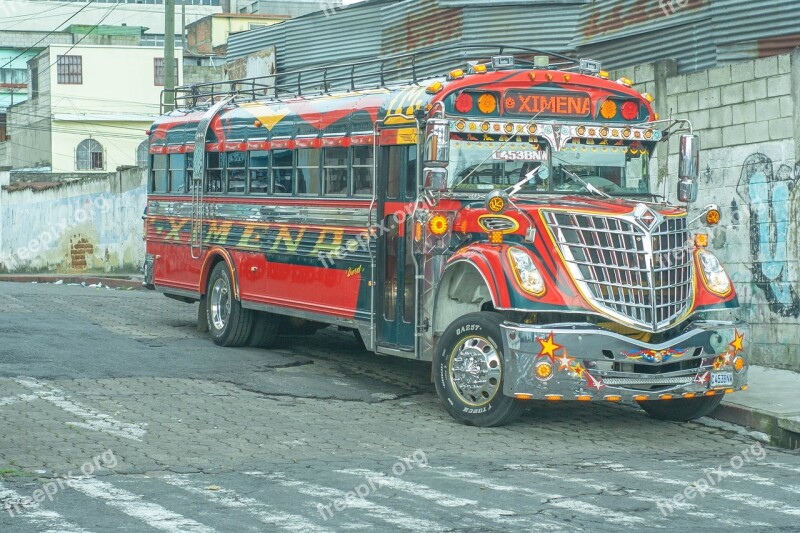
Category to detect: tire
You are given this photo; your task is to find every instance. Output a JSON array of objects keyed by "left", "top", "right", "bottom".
[
  {"left": 206, "top": 262, "right": 254, "bottom": 347},
  {"left": 248, "top": 311, "right": 280, "bottom": 348},
  {"left": 353, "top": 329, "right": 367, "bottom": 351},
  {"left": 638, "top": 394, "right": 724, "bottom": 422},
  {"left": 434, "top": 312, "right": 525, "bottom": 427}
]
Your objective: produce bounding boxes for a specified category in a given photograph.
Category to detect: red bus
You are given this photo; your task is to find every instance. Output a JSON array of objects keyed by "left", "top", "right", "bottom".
[{"left": 144, "top": 46, "right": 748, "bottom": 426}]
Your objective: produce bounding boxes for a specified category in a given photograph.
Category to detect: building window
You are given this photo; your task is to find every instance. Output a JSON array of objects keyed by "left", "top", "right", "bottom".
[
  {"left": 76, "top": 139, "right": 104, "bottom": 170},
  {"left": 57, "top": 55, "right": 82, "bottom": 84},
  {"left": 154, "top": 58, "right": 179, "bottom": 85},
  {"left": 136, "top": 141, "right": 149, "bottom": 168}
]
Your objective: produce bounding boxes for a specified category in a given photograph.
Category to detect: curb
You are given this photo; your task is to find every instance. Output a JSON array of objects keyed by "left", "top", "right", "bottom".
[
  {"left": 0, "top": 275, "right": 145, "bottom": 290},
  {"left": 712, "top": 403, "right": 800, "bottom": 450}
]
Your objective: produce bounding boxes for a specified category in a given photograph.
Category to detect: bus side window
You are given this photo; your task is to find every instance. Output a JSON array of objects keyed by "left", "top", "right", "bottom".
[
  {"left": 297, "top": 148, "right": 321, "bottom": 196},
  {"left": 186, "top": 152, "right": 194, "bottom": 184},
  {"left": 353, "top": 145, "right": 374, "bottom": 196},
  {"left": 272, "top": 149, "right": 293, "bottom": 194},
  {"left": 323, "top": 147, "right": 348, "bottom": 196},
  {"left": 405, "top": 145, "right": 418, "bottom": 199},
  {"left": 206, "top": 152, "right": 223, "bottom": 193},
  {"left": 152, "top": 154, "right": 168, "bottom": 193},
  {"left": 169, "top": 154, "right": 186, "bottom": 193},
  {"left": 249, "top": 151, "right": 270, "bottom": 194},
  {"left": 385, "top": 145, "right": 402, "bottom": 199},
  {"left": 226, "top": 151, "right": 246, "bottom": 194}
]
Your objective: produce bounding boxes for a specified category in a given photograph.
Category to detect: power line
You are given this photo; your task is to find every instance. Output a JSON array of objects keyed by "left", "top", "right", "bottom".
[{"left": 0, "top": 0, "right": 97, "bottom": 71}]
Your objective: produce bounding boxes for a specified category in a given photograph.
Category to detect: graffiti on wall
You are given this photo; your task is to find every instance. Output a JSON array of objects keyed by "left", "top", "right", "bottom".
[{"left": 737, "top": 153, "right": 800, "bottom": 317}]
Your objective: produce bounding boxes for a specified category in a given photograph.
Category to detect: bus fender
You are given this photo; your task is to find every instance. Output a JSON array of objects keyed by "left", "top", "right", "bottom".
[{"left": 199, "top": 247, "right": 241, "bottom": 301}]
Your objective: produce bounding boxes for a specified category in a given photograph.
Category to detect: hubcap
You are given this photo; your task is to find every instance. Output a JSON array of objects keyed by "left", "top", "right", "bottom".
[
  {"left": 448, "top": 336, "right": 502, "bottom": 407},
  {"left": 210, "top": 277, "right": 231, "bottom": 331}
]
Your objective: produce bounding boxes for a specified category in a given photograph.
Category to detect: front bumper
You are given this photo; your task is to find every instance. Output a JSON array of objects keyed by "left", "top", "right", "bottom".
[{"left": 501, "top": 320, "right": 748, "bottom": 403}]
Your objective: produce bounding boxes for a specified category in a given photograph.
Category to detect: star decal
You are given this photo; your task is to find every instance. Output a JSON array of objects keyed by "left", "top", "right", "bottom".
[
  {"left": 556, "top": 349, "right": 576, "bottom": 372},
  {"left": 585, "top": 372, "right": 606, "bottom": 392},
  {"left": 537, "top": 332, "right": 562, "bottom": 362},
  {"left": 571, "top": 363, "right": 586, "bottom": 379},
  {"left": 694, "top": 371, "right": 711, "bottom": 386},
  {"left": 721, "top": 351, "right": 734, "bottom": 365},
  {"left": 713, "top": 357, "right": 725, "bottom": 371},
  {"left": 729, "top": 330, "right": 745, "bottom": 355}
]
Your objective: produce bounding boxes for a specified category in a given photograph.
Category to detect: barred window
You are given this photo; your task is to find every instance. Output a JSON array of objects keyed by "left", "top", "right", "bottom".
[
  {"left": 76, "top": 139, "right": 104, "bottom": 171},
  {"left": 57, "top": 55, "right": 82, "bottom": 84}
]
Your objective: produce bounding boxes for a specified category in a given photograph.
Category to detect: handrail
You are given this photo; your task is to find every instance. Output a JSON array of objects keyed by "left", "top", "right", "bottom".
[{"left": 160, "top": 43, "right": 580, "bottom": 114}]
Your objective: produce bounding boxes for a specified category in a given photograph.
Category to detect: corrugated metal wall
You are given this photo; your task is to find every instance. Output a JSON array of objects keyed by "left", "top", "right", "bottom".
[{"left": 226, "top": 0, "right": 800, "bottom": 80}]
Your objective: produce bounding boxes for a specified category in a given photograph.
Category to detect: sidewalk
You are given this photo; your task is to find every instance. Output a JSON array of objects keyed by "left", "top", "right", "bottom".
[
  {"left": 714, "top": 366, "right": 800, "bottom": 450},
  {"left": 0, "top": 273, "right": 144, "bottom": 289}
]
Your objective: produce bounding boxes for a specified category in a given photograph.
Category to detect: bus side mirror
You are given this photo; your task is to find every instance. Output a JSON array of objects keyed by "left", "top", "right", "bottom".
[
  {"left": 423, "top": 167, "right": 448, "bottom": 192},
  {"left": 424, "top": 119, "right": 450, "bottom": 167},
  {"left": 678, "top": 134, "right": 700, "bottom": 203}
]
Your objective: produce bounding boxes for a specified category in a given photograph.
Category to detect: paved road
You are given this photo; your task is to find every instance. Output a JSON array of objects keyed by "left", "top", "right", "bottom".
[{"left": 0, "top": 282, "right": 798, "bottom": 532}]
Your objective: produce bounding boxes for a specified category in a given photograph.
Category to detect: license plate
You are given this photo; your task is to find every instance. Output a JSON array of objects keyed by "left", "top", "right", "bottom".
[{"left": 710, "top": 372, "right": 733, "bottom": 388}]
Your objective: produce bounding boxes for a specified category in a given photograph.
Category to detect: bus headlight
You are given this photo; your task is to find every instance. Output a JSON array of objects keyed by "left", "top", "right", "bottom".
[
  {"left": 698, "top": 250, "right": 731, "bottom": 296},
  {"left": 508, "top": 248, "right": 545, "bottom": 297}
]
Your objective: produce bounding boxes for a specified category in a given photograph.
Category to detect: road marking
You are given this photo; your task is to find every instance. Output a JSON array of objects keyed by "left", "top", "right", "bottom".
[
  {"left": 15, "top": 377, "right": 146, "bottom": 441},
  {"left": 594, "top": 462, "right": 800, "bottom": 517},
  {"left": 504, "top": 463, "right": 773, "bottom": 528},
  {"left": 0, "top": 393, "right": 38, "bottom": 407},
  {"left": 763, "top": 462, "right": 800, "bottom": 475},
  {"left": 337, "top": 468, "right": 525, "bottom": 525},
  {"left": 243, "top": 471, "right": 442, "bottom": 531},
  {"left": 67, "top": 477, "right": 214, "bottom": 533},
  {"left": 0, "top": 482, "right": 91, "bottom": 532},
  {"left": 427, "top": 466, "right": 645, "bottom": 526},
  {"left": 162, "top": 475, "right": 333, "bottom": 533}
]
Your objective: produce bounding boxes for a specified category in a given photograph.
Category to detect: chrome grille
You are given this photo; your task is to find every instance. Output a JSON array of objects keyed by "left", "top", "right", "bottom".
[
  {"left": 545, "top": 211, "right": 693, "bottom": 332},
  {"left": 479, "top": 216, "right": 517, "bottom": 232}
]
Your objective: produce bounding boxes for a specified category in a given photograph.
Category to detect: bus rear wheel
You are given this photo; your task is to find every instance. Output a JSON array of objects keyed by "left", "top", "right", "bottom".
[
  {"left": 434, "top": 312, "right": 525, "bottom": 427},
  {"left": 638, "top": 394, "right": 724, "bottom": 421},
  {"left": 248, "top": 311, "right": 280, "bottom": 348},
  {"left": 206, "top": 262, "right": 253, "bottom": 347}
]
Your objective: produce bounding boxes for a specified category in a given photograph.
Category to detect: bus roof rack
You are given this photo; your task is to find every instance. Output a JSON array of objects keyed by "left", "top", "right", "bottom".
[{"left": 160, "top": 43, "right": 581, "bottom": 114}]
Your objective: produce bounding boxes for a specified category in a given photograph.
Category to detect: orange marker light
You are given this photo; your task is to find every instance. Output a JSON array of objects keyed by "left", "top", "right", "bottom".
[
  {"left": 706, "top": 209, "right": 721, "bottom": 225},
  {"left": 515, "top": 393, "right": 534, "bottom": 400},
  {"left": 725, "top": 388, "right": 735, "bottom": 394},
  {"left": 605, "top": 395, "right": 622, "bottom": 402},
  {"left": 448, "top": 68, "right": 465, "bottom": 80},
  {"left": 576, "top": 395, "right": 593, "bottom": 402},
  {"left": 633, "top": 395, "right": 649, "bottom": 402},
  {"left": 426, "top": 81, "right": 444, "bottom": 94},
  {"left": 660, "top": 394, "right": 674, "bottom": 401},
  {"left": 695, "top": 233, "right": 709, "bottom": 248},
  {"left": 489, "top": 231, "right": 504, "bottom": 245},
  {"left": 683, "top": 392, "right": 697, "bottom": 399},
  {"left": 600, "top": 100, "right": 618, "bottom": 119},
  {"left": 734, "top": 356, "right": 745, "bottom": 372},
  {"left": 545, "top": 394, "right": 562, "bottom": 402},
  {"left": 477, "top": 93, "right": 497, "bottom": 114},
  {"left": 428, "top": 215, "right": 449, "bottom": 236},
  {"left": 414, "top": 221, "right": 423, "bottom": 242},
  {"left": 472, "top": 64, "right": 487, "bottom": 74},
  {"left": 705, "top": 390, "right": 717, "bottom": 397}
]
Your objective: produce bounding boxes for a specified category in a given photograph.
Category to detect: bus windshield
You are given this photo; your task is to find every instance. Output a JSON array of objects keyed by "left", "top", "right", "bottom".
[
  {"left": 446, "top": 138, "right": 651, "bottom": 195},
  {"left": 551, "top": 143, "right": 651, "bottom": 195}
]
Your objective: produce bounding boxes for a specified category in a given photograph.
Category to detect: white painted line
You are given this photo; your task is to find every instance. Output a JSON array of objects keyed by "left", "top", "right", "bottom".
[
  {"left": 594, "top": 462, "right": 800, "bottom": 517},
  {"left": 66, "top": 477, "right": 214, "bottom": 533},
  {"left": 763, "top": 462, "right": 800, "bottom": 475},
  {"left": 162, "top": 475, "right": 333, "bottom": 533},
  {"left": 0, "top": 482, "right": 91, "bottom": 533},
  {"left": 503, "top": 463, "right": 774, "bottom": 528},
  {"left": 15, "top": 377, "right": 146, "bottom": 441},
  {"left": 337, "top": 468, "right": 524, "bottom": 525},
  {"left": 0, "top": 393, "right": 38, "bottom": 407},
  {"left": 427, "top": 466, "right": 645, "bottom": 527},
  {"left": 243, "top": 471, "right": 442, "bottom": 531}
]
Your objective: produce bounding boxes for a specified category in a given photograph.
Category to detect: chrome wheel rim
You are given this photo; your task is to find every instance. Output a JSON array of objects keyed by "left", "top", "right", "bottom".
[
  {"left": 210, "top": 277, "right": 231, "bottom": 331},
  {"left": 448, "top": 336, "right": 502, "bottom": 407}
]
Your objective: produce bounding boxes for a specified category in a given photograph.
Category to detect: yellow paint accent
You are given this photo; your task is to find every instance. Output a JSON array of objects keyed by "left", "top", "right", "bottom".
[
  {"left": 310, "top": 228, "right": 345, "bottom": 255},
  {"left": 396, "top": 128, "right": 418, "bottom": 145},
  {"left": 270, "top": 226, "right": 306, "bottom": 253}
]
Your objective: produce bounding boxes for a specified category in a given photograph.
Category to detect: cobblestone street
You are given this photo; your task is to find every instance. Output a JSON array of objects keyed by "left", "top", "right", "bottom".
[{"left": 1, "top": 282, "right": 799, "bottom": 532}]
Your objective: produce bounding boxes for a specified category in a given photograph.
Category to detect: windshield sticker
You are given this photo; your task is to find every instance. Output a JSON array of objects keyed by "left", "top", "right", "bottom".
[{"left": 491, "top": 150, "right": 549, "bottom": 161}]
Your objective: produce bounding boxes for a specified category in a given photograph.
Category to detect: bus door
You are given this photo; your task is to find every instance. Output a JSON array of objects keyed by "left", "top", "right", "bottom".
[{"left": 376, "top": 144, "right": 418, "bottom": 350}]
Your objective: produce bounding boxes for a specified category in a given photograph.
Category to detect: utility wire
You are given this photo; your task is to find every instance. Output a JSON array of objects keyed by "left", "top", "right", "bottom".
[{"left": 0, "top": 0, "right": 97, "bottom": 71}]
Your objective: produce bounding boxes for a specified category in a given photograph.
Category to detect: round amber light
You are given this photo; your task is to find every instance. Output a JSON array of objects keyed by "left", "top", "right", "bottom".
[
  {"left": 600, "top": 100, "right": 618, "bottom": 119},
  {"left": 706, "top": 209, "right": 721, "bottom": 225},
  {"left": 734, "top": 356, "right": 746, "bottom": 372},
  {"left": 477, "top": 93, "right": 497, "bottom": 114},
  {"left": 428, "top": 215, "right": 449, "bottom": 236},
  {"left": 535, "top": 362, "right": 553, "bottom": 380}
]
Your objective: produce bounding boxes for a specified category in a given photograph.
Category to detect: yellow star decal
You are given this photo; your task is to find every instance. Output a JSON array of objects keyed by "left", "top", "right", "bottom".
[
  {"left": 713, "top": 357, "right": 725, "bottom": 371},
  {"left": 571, "top": 363, "right": 586, "bottom": 379},
  {"left": 729, "top": 330, "right": 745, "bottom": 355},
  {"left": 537, "top": 332, "right": 562, "bottom": 362},
  {"left": 556, "top": 350, "right": 576, "bottom": 372}
]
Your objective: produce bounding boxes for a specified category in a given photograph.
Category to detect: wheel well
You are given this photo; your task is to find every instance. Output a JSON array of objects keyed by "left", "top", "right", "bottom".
[
  {"left": 201, "top": 254, "right": 228, "bottom": 296},
  {"left": 432, "top": 262, "right": 495, "bottom": 337}
]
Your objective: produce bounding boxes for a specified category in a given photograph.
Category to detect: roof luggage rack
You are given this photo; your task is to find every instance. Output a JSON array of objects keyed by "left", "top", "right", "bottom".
[{"left": 160, "top": 43, "right": 584, "bottom": 113}]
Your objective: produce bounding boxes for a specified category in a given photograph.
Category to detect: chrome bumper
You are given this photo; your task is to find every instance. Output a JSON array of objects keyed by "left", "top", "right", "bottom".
[{"left": 500, "top": 320, "right": 748, "bottom": 403}]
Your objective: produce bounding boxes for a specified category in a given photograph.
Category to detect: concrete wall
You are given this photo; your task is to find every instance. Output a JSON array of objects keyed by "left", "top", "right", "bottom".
[
  {"left": 613, "top": 50, "right": 800, "bottom": 371},
  {"left": 0, "top": 167, "right": 146, "bottom": 274}
]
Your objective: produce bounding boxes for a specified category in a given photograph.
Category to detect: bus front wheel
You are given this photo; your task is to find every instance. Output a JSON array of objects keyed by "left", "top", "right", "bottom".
[
  {"left": 434, "top": 312, "right": 525, "bottom": 427},
  {"left": 206, "top": 262, "right": 254, "bottom": 347}
]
